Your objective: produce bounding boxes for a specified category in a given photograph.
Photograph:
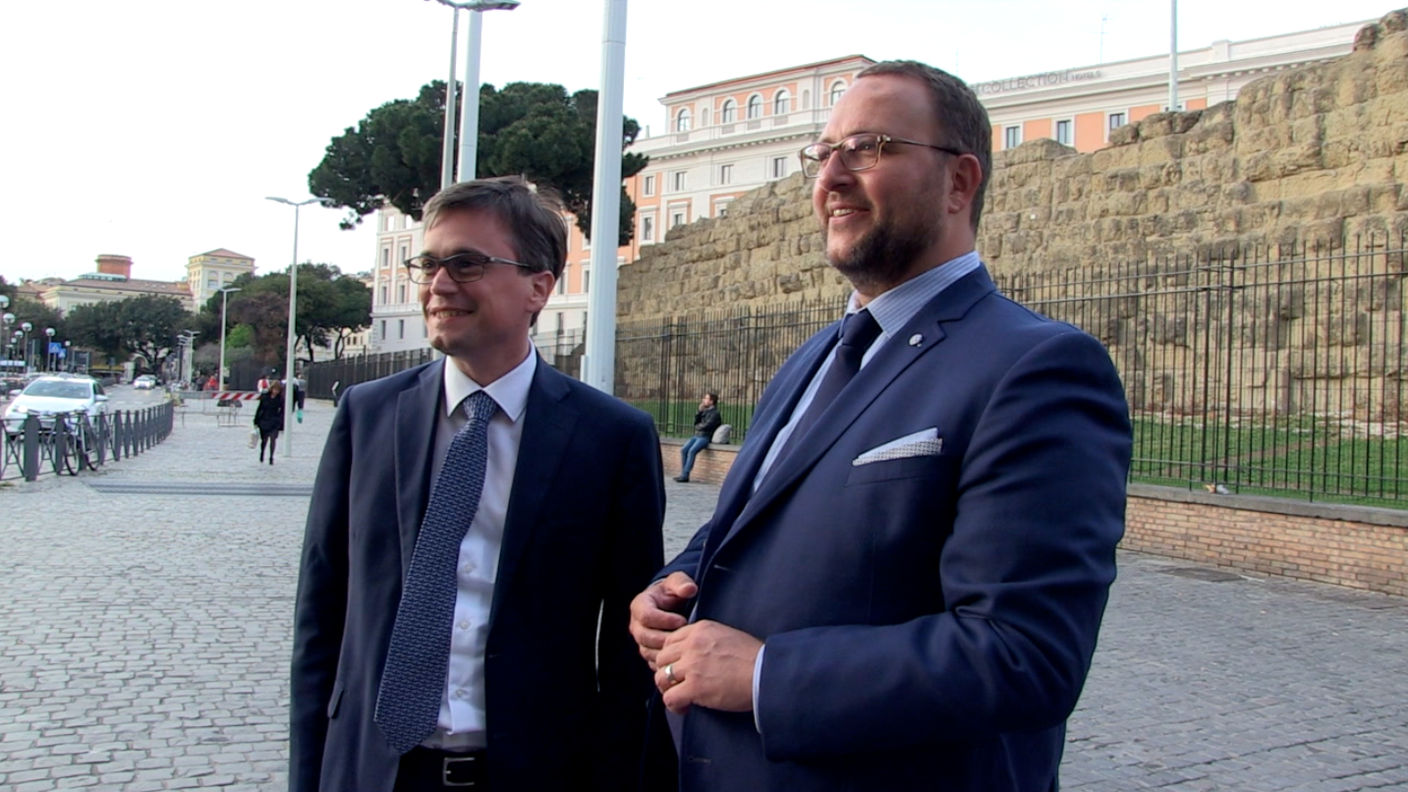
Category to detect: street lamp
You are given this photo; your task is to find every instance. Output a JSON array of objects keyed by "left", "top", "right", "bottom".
[
  {"left": 19, "top": 322, "right": 32, "bottom": 373},
  {"left": 44, "top": 327, "right": 55, "bottom": 372},
  {"left": 266, "top": 196, "right": 333, "bottom": 456},
  {"left": 425, "top": 0, "right": 521, "bottom": 186},
  {"left": 218, "top": 286, "right": 242, "bottom": 392}
]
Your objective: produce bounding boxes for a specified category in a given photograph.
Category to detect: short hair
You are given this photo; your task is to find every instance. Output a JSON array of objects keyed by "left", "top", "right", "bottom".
[
  {"left": 855, "top": 60, "right": 992, "bottom": 230},
  {"left": 706, "top": 392, "right": 719, "bottom": 405},
  {"left": 421, "top": 175, "right": 567, "bottom": 280}
]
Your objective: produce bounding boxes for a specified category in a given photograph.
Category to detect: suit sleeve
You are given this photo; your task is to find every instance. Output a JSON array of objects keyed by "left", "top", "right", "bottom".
[
  {"left": 756, "top": 330, "right": 1132, "bottom": 760},
  {"left": 595, "top": 412, "right": 668, "bottom": 791},
  {"left": 288, "top": 396, "right": 354, "bottom": 792}
]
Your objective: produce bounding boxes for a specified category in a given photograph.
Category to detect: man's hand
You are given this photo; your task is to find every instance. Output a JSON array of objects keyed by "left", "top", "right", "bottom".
[
  {"left": 629, "top": 572, "right": 698, "bottom": 670},
  {"left": 654, "top": 620, "right": 762, "bottom": 715}
]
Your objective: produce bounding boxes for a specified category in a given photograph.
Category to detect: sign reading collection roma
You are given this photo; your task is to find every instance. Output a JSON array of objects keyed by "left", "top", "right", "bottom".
[{"left": 973, "top": 69, "right": 1102, "bottom": 96}]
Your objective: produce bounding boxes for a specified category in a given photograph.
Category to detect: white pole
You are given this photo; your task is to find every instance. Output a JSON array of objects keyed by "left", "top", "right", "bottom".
[
  {"left": 1169, "top": 0, "right": 1179, "bottom": 113},
  {"left": 582, "top": 0, "right": 627, "bottom": 394},
  {"left": 458, "top": 10, "right": 484, "bottom": 180},
  {"left": 441, "top": 8, "right": 461, "bottom": 189},
  {"left": 284, "top": 205, "right": 300, "bottom": 456}
]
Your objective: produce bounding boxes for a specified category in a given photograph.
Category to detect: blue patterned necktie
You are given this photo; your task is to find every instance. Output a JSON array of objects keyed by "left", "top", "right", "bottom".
[
  {"left": 778, "top": 309, "right": 882, "bottom": 459},
  {"left": 375, "top": 390, "right": 499, "bottom": 755}
]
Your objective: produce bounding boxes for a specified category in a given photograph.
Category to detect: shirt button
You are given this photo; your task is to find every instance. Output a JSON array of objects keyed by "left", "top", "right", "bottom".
[
  {"left": 462, "top": 561, "right": 476, "bottom": 575},
  {"left": 458, "top": 620, "right": 470, "bottom": 630}
]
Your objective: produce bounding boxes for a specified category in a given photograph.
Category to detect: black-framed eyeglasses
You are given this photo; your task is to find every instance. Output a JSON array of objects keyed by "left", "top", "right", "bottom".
[
  {"left": 799, "top": 133, "right": 963, "bottom": 178},
  {"left": 404, "top": 252, "right": 534, "bottom": 284}
]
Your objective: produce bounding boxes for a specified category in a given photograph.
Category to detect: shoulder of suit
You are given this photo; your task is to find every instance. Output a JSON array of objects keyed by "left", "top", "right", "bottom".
[{"left": 341, "top": 360, "right": 438, "bottom": 404}]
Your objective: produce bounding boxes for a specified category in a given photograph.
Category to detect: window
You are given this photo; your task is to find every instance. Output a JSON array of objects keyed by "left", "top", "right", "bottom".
[
  {"left": 1003, "top": 126, "right": 1021, "bottom": 149},
  {"left": 771, "top": 156, "right": 788, "bottom": 179},
  {"left": 582, "top": 269, "right": 590, "bottom": 294},
  {"left": 829, "top": 80, "right": 846, "bottom": 106},
  {"left": 719, "top": 164, "right": 733, "bottom": 185},
  {"left": 555, "top": 313, "right": 564, "bottom": 333},
  {"left": 399, "top": 245, "right": 408, "bottom": 263},
  {"left": 1108, "top": 112, "right": 1126, "bottom": 132},
  {"left": 675, "top": 107, "right": 692, "bottom": 132},
  {"left": 643, "top": 174, "right": 655, "bottom": 196},
  {"left": 381, "top": 248, "right": 390, "bottom": 269},
  {"left": 398, "top": 319, "right": 404, "bottom": 340},
  {"left": 1055, "top": 119, "right": 1072, "bottom": 146},
  {"left": 672, "top": 171, "right": 687, "bottom": 191},
  {"left": 671, "top": 211, "right": 685, "bottom": 229},
  {"left": 641, "top": 215, "right": 655, "bottom": 242},
  {"left": 720, "top": 99, "right": 737, "bottom": 124},
  {"left": 379, "top": 285, "right": 388, "bottom": 304},
  {"left": 581, "top": 231, "right": 591, "bottom": 250},
  {"left": 397, "top": 283, "right": 406, "bottom": 303},
  {"left": 379, "top": 319, "right": 387, "bottom": 341},
  {"left": 555, "top": 275, "right": 565, "bottom": 295},
  {"left": 207, "top": 277, "right": 217, "bottom": 291},
  {"left": 746, "top": 95, "right": 762, "bottom": 119},
  {"left": 715, "top": 200, "right": 731, "bottom": 218},
  {"left": 773, "top": 89, "right": 791, "bottom": 115}
]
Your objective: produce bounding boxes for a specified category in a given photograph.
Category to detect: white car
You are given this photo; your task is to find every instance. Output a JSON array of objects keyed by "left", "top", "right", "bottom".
[
  {"left": 3, "top": 375, "right": 110, "bottom": 435},
  {"left": 132, "top": 375, "right": 157, "bottom": 390}
]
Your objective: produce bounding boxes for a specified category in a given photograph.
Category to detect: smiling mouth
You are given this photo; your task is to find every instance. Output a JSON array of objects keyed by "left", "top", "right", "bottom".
[{"left": 429, "top": 309, "right": 472, "bottom": 319}]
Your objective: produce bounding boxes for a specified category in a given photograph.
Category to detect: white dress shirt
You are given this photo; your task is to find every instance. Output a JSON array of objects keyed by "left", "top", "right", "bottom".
[{"left": 425, "top": 349, "right": 537, "bottom": 750}]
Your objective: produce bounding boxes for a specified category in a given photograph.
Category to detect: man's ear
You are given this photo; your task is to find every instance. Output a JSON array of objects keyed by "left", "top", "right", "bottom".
[
  {"left": 946, "top": 154, "right": 984, "bottom": 218},
  {"left": 526, "top": 270, "right": 555, "bottom": 313}
]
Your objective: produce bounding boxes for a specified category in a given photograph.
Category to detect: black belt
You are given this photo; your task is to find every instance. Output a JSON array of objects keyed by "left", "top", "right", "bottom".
[{"left": 397, "top": 747, "right": 488, "bottom": 790}]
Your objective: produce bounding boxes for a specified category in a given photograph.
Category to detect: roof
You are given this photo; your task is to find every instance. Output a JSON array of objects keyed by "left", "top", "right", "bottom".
[
  {"left": 193, "top": 248, "right": 255, "bottom": 261},
  {"left": 664, "top": 54, "right": 875, "bottom": 100}
]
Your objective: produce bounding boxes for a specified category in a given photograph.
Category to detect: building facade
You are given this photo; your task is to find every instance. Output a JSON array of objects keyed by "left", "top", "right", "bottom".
[
  {"left": 186, "top": 248, "right": 256, "bottom": 307},
  {"left": 37, "top": 255, "right": 194, "bottom": 314}
]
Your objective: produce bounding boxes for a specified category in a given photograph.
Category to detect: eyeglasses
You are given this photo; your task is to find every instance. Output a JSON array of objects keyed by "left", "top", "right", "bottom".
[
  {"left": 799, "top": 133, "right": 963, "bottom": 178},
  {"left": 404, "top": 252, "right": 534, "bottom": 284}
]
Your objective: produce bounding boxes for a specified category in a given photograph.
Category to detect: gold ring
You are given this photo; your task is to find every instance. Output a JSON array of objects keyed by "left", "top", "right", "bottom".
[{"left": 664, "top": 663, "right": 678, "bottom": 685}]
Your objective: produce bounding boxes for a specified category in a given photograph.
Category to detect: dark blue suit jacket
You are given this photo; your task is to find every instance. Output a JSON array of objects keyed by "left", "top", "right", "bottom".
[
  {"left": 290, "top": 358, "right": 665, "bottom": 792},
  {"left": 660, "top": 266, "right": 1132, "bottom": 791}
]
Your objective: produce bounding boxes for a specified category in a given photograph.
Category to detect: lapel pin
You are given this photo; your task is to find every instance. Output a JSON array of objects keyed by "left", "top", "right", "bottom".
[{"left": 909, "top": 334, "right": 923, "bottom": 346}]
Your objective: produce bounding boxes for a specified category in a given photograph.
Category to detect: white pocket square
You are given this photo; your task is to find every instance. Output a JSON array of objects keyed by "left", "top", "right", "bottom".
[{"left": 853, "top": 428, "right": 943, "bottom": 466}]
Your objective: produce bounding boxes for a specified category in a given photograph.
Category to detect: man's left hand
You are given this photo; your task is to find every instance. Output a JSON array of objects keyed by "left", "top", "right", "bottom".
[{"left": 654, "top": 620, "right": 762, "bottom": 715}]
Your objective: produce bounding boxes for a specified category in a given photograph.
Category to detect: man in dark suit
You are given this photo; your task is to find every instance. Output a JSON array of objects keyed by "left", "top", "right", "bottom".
[
  {"left": 630, "top": 61, "right": 1132, "bottom": 791},
  {"left": 291, "top": 177, "right": 665, "bottom": 792}
]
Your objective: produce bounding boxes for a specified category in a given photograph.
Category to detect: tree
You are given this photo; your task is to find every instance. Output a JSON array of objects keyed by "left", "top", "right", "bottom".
[
  {"left": 65, "top": 295, "right": 189, "bottom": 375},
  {"left": 210, "top": 264, "right": 370, "bottom": 366},
  {"left": 309, "top": 80, "right": 647, "bottom": 246}
]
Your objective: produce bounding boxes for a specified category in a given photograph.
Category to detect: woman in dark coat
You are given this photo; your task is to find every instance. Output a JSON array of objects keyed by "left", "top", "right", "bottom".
[{"left": 253, "top": 380, "right": 286, "bottom": 464}]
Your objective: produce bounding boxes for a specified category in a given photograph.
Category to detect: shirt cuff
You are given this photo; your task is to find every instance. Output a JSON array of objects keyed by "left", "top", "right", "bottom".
[{"left": 752, "top": 643, "right": 766, "bottom": 733}]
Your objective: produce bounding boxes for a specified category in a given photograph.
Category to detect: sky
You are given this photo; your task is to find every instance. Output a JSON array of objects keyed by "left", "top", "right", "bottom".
[{"left": 0, "top": 0, "right": 1394, "bottom": 286}]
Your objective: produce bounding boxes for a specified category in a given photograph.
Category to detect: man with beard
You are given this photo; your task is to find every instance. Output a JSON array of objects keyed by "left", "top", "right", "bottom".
[
  {"left": 291, "top": 177, "right": 667, "bottom": 792},
  {"left": 629, "top": 61, "right": 1132, "bottom": 791}
]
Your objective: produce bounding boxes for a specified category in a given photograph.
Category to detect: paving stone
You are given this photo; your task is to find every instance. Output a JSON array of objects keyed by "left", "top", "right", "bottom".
[{"left": 1, "top": 397, "right": 1404, "bottom": 790}]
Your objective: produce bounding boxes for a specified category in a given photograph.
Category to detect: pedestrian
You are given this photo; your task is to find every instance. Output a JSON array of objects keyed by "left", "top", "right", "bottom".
[
  {"left": 629, "top": 60, "right": 1132, "bottom": 792},
  {"left": 674, "top": 392, "right": 721, "bottom": 482},
  {"left": 290, "top": 176, "right": 667, "bottom": 792},
  {"left": 253, "top": 380, "right": 285, "bottom": 464},
  {"left": 206, "top": 374, "right": 217, "bottom": 391}
]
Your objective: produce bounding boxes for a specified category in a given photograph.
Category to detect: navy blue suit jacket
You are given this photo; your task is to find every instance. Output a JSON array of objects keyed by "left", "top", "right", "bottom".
[
  {"left": 660, "top": 266, "right": 1132, "bottom": 791},
  {"left": 290, "top": 358, "right": 665, "bottom": 792}
]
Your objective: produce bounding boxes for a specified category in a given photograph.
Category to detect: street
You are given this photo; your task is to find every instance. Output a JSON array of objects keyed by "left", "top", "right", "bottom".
[{"left": 0, "top": 395, "right": 1405, "bottom": 790}]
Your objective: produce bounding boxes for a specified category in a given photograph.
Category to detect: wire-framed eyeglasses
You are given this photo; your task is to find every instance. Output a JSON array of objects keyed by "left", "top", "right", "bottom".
[
  {"left": 799, "top": 133, "right": 963, "bottom": 178},
  {"left": 404, "top": 252, "right": 534, "bottom": 284}
]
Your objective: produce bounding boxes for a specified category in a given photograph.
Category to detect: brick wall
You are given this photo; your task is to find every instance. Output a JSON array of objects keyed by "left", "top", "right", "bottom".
[{"left": 660, "top": 437, "right": 738, "bottom": 487}]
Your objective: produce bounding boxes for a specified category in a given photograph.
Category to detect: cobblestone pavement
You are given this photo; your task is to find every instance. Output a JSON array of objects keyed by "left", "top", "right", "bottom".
[{"left": 1, "top": 397, "right": 1404, "bottom": 791}]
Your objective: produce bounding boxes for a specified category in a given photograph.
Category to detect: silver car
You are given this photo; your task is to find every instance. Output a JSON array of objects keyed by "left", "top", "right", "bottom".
[{"left": 2, "top": 375, "right": 109, "bottom": 435}]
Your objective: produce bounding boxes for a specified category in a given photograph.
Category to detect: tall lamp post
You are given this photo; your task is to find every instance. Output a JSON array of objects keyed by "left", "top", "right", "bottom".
[
  {"left": 19, "top": 322, "right": 32, "bottom": 373},
  {"left": 218, "top": 286, "right": 242, "bottom": 392},
  {"left": 266, "top": 196, "right": 332, "bottom": 456},
  {"left": 425, "top": 0, "right": 521, "bottom": 187},
  {"left": 44, "top": 328, "right": 55, "bottom": 371}
]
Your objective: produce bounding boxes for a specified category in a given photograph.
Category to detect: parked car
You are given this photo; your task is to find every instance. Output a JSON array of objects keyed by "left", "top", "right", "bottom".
[
  {"left": 132, "top": 375, "right": 157, "bottom": 390},
  {"left": 2, "top": 375, "right": 109, "bottom": 435}
]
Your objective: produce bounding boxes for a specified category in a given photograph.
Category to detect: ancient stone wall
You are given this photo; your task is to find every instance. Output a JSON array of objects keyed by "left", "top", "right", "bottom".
[{"left": 616, "top": 10, "right": 1408, "bottom": 426}]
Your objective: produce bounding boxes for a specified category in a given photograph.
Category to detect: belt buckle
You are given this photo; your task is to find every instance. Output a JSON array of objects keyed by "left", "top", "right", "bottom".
[{"left": 442, "top": 755, "right": 478, "bottom": 787}]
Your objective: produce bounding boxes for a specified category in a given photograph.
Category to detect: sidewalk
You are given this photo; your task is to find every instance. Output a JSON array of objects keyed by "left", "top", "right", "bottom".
[{"left": 0, "top": 397, "right": 1404, "bottom": 790}]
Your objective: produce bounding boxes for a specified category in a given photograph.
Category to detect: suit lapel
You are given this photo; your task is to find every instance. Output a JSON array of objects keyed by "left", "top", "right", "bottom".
[
  {"left": 394, "top": 360, "right": 445, "bottom": 577},
  {"left": 488, "top": 360, "right": 576, "bottom": 629},
  {"left": 718, "top": 267, "right": 998, "bottom": 552}
]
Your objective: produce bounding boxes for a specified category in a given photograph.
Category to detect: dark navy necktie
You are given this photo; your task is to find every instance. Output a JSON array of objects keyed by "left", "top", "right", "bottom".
[
  {"left": 375, "top": 390, "right": 498, "bottom": 755},
  {"left": 779, "top": 309, "right": 882, "bottom": 459}
]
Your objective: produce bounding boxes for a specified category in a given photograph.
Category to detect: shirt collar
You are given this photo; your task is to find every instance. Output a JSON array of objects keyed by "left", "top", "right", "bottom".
[
  {"left": 844, "top": 250, "right": 983, "bottom": 336},
  {"left": 440, "top": 347, "right": 537, "bottom": 423}
]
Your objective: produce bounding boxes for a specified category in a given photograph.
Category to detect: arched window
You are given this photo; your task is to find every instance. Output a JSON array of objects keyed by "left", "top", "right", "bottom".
[
  {"left": 829, "top": 80, "right": 847, "bottom": 106},
  {"left": 773, "top": 89, "right": 791, "bottom": 115},
  {"left": 746, "top": 94, "right": 762, "bottom": 119},
  {"left": 675, "top": 107, "right": 692, "bottom": 132},
  {"left": 720, "top": 99, "right": 737, "bottom": 124}
]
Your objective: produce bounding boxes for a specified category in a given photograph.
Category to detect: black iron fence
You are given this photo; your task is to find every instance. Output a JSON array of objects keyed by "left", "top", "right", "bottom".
[
  {"left": 1, "top": 403, "right": 175, "bottom": 482},
  {"left": 304, "top": 233, "right": 1408, "bottom": 505}
]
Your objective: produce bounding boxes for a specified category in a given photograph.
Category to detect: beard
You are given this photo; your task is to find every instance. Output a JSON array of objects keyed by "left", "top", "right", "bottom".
[{"left": 825, "top": 209, "right": 942, "bottom": 294}]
